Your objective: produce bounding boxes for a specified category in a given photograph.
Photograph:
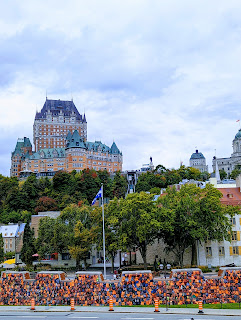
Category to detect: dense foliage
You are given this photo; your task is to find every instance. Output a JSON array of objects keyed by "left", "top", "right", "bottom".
[
  {"left": 0, "top": 169, "right": 127, "bottom": 223},
  {"left": 0, "top": 165, "right": 211, "bottom": 224}
]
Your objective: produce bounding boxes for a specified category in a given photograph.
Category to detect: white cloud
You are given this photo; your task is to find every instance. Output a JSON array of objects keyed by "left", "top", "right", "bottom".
[{"left": 0, "top": 0, "right": 241, "bottom": 176}]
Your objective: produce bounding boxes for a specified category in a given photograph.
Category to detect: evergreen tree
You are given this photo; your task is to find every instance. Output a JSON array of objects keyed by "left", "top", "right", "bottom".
[
  {"left": 21, "top": 222, "right": 36, "bottom": 267},
  {"left": 111, "top": 171, "right": 127, "bottom": 198},
  {"left": 0, "top": 234, "right": 4, "bottom": 263}
]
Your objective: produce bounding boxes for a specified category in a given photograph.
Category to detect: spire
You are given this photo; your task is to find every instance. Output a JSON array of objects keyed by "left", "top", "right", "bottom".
[
  {"left": 215, "top": 160, "right": 221, "bottom": 182},
  {"left": 83, "top": 113, "right": 86, "bottom": 123}
]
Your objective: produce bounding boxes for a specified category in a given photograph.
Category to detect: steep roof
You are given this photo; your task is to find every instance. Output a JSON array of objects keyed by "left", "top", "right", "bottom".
[
  {"left": 0, "top": 223, "right": 26, "bottom": 238},
  {"left": 66, "top": 130, "right": 117, "bottom": 153},
  {"left": 30, "top": 148, "right": 65, "bottom": 160},
  {"left": 218, "top": 187, "right": 241, "bottom": 206},
  {"left": 85, "top": 141, "right": 111, "bottom": 152},
  {"left": 110, "top": 142, "right": 121, "bottom": 154},
  {"left": 66, "top": 130, "right": 86, "bottom": 149},
  {"left": 35, "top": 99, "right": 85, "bottom": 122},
  {"left": 12, "top": 137, "right": 32, "bottom": 156}
]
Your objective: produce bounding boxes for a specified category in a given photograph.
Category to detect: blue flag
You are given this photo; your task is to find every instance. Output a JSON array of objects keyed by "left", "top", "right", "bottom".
[{"left": 91, "top": 188, "right": 102, "bottom": 206}]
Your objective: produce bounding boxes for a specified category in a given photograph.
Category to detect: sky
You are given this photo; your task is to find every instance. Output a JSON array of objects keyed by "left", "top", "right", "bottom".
[{"left": 1, "top": 0, "right": 241, "bottom": 176}]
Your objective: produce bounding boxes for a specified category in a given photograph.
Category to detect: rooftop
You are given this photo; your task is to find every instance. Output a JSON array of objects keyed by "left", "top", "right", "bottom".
[
  {"left": 35, "top": 99, "right": 86, "bottom": 122},
  {"left": 190, "top": 149, "right": 205, "bottom": 160}
]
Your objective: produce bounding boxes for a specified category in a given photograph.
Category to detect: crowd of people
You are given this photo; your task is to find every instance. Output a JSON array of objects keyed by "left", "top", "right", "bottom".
[{"left": 0, "top": 269, "right": 240, "bottom": 306}]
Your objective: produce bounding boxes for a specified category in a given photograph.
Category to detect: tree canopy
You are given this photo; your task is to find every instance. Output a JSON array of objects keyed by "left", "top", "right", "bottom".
[{"left": 157, "top": 183, "right": 240, "bottom": 266}]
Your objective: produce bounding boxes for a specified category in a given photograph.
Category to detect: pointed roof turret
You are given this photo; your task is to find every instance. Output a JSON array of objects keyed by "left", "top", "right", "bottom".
[
  {"left": 110, "top": 141, "right": 121, "bottom": 154},
  {"left": 66, "top": 130, "right": 86, "bottom": 149},
  {"left": 83, "top": 113, "right": 87, "bottom": 123}
]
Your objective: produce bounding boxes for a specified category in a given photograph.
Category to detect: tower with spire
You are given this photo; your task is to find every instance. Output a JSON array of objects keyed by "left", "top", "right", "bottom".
[{"left": 33, "top": 99, "right": 87, "bottom": 152}]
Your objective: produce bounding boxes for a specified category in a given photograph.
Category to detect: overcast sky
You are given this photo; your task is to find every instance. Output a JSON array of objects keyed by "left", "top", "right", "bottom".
[{"left": 1, "top": 0, "right": 241, "bottom": 176}]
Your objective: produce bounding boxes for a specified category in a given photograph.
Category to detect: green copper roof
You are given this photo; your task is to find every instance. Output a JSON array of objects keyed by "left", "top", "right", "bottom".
[
  {"left": 190, "top": 150, "right": 205, "bottom": 159},
  {"left": 66, "top": 130, "right": 86, "bottom": 149},
  {"left": 65, "top": 130, "right": 120, "bottom": 154},
  {"left": 110, "top": 142, "right": 121, "bottom": 154},
  {"left": 12, "top": 137, "right": 32, "bottom": 156},
  {"left": 30, "top": 148, "right": 65, "bottom": 160},
  {"left": 235, "top": 129, "right": 241, "bottom": 139}
]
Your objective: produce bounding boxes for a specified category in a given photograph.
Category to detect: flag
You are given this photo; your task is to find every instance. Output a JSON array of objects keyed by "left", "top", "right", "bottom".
[{"left": 91, "top": 187, "right": 102, "bottom": 205}]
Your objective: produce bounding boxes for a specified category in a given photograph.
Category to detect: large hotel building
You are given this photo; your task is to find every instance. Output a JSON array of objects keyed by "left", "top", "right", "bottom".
[{"left": 10, "top": 99, "right": 123, "bottom": 178}]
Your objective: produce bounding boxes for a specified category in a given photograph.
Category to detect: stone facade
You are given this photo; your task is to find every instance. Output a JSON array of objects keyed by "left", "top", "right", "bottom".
[
  {"left": 135, "top": 239, "right": 192, "bottom": 267},
  {"left": 213, "top": 129, "right": 241, "bottom": 177}
]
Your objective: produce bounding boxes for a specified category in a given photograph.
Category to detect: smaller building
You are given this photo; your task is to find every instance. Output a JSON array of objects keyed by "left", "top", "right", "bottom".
[
  {"left": 0, "top": 223, "right": 26, "bottom": 253},
  {"left": 189, "top": 150, "right": 208, "bottom": 173},
  {"left": 198, "top": 177, "right": 241, "bottom": 267}
]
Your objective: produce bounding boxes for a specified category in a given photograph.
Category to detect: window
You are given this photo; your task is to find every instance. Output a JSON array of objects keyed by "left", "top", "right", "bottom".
[
  {"left": 206, "top": 247, "right": 212, "bottom": 256},
  {"left": 232, "top": 232, "right": 238, "bottom": 241},
  {"left": 232, "top": 246, "right": 239, "bottom": 255},
  {"left": 230, "top": 217, "right": 236, "bottom": 225},
  {"left": 62, "top": 253, "right": 71, "bottom": 260},
  {"left": 219, "top": 246, "right": 225, "bottom": 255}
]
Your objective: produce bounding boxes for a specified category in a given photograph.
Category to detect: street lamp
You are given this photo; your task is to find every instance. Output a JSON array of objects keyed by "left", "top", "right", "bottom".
[{"left": 159, "top": 263, "right": 171, "bottom": 310}]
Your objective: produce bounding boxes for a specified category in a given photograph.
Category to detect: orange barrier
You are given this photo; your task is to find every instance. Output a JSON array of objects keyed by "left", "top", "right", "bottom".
[
  {"left": 154, "top": 299, "right": 159, "bottom": 312},
  {"left": 30, "top": 298, "right": 35, "bottom": 310},
  {"left": 70, "top": 298, "right": 75, "bottom": 311},
  {"left": 198, "top": 300, "right": 204, "bottom": 314},
  {"left": 109, "top": 297, "right": 114, "bottom": 311}
]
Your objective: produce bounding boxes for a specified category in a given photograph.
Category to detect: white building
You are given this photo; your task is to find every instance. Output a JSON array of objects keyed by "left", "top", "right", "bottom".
[
  {"left": 0, "top": 223, "right": 25, "bottom": 253},
  {"left": 189, "top": 150, "right": 208, "bottom": 173},
  {"left": 213, "top": 128, "right": 241, "bottom": 177},
  {"left": 197, "top": 176, "right": 241, "bottom": 267}
]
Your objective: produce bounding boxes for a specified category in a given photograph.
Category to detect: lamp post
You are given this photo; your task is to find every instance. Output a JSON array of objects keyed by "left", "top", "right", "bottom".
[{"left": 159, "top": 263, "right": 171, "bottom": 310}]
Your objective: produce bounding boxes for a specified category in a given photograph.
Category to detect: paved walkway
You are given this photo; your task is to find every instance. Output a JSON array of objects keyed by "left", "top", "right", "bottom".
[{"left": 0, "top": 305, "right": 240, "bottom": 316}]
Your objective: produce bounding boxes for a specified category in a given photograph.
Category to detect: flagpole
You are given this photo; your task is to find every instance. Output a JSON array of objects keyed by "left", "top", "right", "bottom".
[{"left": 101, "top": 183, "right": 106, "bottom": 279}]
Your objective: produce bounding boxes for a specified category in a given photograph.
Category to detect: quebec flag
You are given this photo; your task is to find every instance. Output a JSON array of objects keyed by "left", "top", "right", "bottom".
[{"left": 91, "top": 188, "right": 102, "bottom": 206}]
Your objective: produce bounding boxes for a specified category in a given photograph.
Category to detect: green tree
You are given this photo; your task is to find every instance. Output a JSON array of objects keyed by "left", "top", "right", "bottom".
[
  {"left": 157, "top": 184, "right": 239, "bottom": 267},
  {"left": 35, "top": 217, "right": 55, "bottom": 258},
  {"left": 111, "top": 171, "right": 127, "bottom": 198},
  {"left": 116, "top": 192, "right": 172, "bottom": 269},
  {"left": 75, "top": 169, "right": 101, "bottom": 204},
  {"left": 52, "top": 171, "right": 72, "bottom": 193},
  {"left": 0, "top": 234, "right": 4, "bottom": 263},
  {"left": 69, "top": 221, "right": 93, "bottom": 270},
  {"left": 230, "top": 165, "right": 241, "bottom": 179},
  {"left": 21, "top": 222, "right": 36, "bottom": 267},
  {"left": 219, "top": 169, "right": 227, "bottom": 180},
  {"left": 60, "top": 204, "right": 98, "bottom": 269},
  {"left": 93, "top": 199, "right": 121, "bottom": 273}
]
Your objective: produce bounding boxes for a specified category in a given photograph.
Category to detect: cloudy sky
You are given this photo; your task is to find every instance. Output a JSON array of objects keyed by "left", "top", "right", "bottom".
[{"left": 1, "top": 0, "right": 241, "bottom": 176}]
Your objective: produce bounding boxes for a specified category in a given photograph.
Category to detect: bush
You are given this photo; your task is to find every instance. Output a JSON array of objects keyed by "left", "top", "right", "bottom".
[
  {"left": 4, "top": 251, "right": 15, "bottom": 260},
  {"left": 199, "top": 265, "right": 212, "bottom": 273}
]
